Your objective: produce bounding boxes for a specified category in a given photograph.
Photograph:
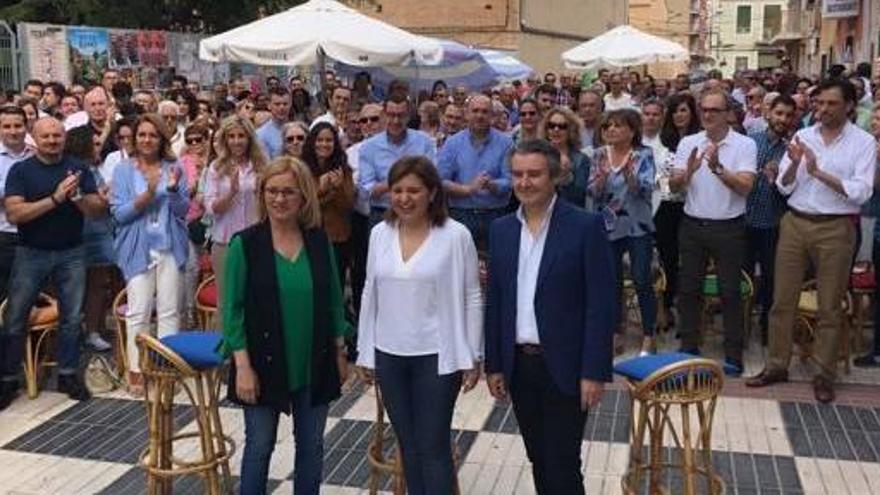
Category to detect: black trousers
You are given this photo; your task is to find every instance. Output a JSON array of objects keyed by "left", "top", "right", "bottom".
[
  {"left": 509, "top": 350, "right": 588, "bottom": 495},
  {"left": 744, "top": 226, "right": 778, "bottom": 341},
  {"left": 653, "top": 200, "right": 684, "bottom": 309},
  {"left": 0, "top": 232, "right": 18, "bottom": 365},
  {"left": 349, "top": 211, "right": 369, "bottom": 316},
  {"left": 678, "top": 215, "right": 746, "bottom": 361}
]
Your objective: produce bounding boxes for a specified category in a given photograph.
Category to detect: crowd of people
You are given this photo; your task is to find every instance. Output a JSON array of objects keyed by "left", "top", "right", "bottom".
[{"left": 0, "top": 60, "right": 878, "bottom": 494}]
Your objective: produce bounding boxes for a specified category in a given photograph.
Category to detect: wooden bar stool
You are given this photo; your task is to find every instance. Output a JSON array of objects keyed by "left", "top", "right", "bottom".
[
  {"left": 195, "top": 275, "right": 218, "bottom": 329},
  {"left": 366, "top": 386, "right": 461, "bottom": 495},
  {"left": 0, "top": 293, "right": 60, "bottom": 399},
  {"left": 136, "top": 332, "right": 234, "bottom": 494},
  {"left": 616, "top": 352, "right": 726, "bottom": 495}
]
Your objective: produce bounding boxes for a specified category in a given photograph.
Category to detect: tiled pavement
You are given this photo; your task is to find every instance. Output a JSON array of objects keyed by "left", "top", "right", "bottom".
[{"left": 4, "top": 330, "right": 880, "bottom": 493}]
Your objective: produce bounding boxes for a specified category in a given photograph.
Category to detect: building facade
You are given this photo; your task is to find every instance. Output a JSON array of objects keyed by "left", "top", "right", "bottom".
[
  {"left": 629, "top": 0, "right": 694, "bottom": 78},
  {"left": 343, "top": 0, "right": 628, "bottom": 73}
]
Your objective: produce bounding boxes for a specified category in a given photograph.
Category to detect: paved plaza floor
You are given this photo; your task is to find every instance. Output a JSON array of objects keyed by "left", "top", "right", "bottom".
[{"left": 2, "top": 327, "right": 880, "bottom": 494}]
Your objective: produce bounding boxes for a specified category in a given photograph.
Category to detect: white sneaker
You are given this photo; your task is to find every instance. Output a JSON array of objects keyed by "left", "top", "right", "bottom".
[{"left": 87, "top": 332, "right": 112, "bottom": 351}]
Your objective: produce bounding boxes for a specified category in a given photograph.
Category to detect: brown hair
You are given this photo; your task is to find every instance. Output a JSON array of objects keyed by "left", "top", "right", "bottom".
[
  {"left": 133, "top": 113, "right": 176, "bottom": 161},
  {"left": 597, "top": 109, "right": 643, "bottom": 148},
  {"left": 384, "top": 155, "right": 448, "bottom": 226},
  {"left": 257, "top": 156, "right": 322, "bottom": 229}
]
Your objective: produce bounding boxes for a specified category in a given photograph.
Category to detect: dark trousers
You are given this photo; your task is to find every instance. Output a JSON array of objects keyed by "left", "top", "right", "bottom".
[
  {"left": 872, "top": 242, "right": 880, "bottom": 356},
  {"left": 745, "top": 226, "right": 778, "bottom": 341},
  {"left": 0, "top": 233, "right": 18, "bottom": 369},
  {"left": 612, "top": 235, "right": 656, "bottom": 335},
  {"left": 678, "top": 216, "right": 746, "bottom": 361},
  {"left": 509, "top": 350, "right": 588, "bottom": 495},
  {"left": 349, "top": 212, "right": 369, "bottom": 316},
  {"left": 449, "top": 208, "right": 505, "bottom": 252},
  {"left": 375, "top": 350, "right": 462, "bottom": 495},
  {"left": 653, "top": 200, "right": 684, "bottom": 309}
]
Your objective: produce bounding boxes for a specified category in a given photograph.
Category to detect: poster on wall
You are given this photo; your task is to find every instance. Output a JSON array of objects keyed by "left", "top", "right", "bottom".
[
  {"left": 21, "top": 23, "right": 72, "bottom": 86},
  {"left": 68, "top": 27, "right": 109, "bottom": 84},
  {"left": 137, "top": 30, "right": 169, "bottom": 67},
  {"left": 822, "top": 0, "right": 859, "bottom": 18},
  {"left": 109, "top": 30, "right": 139, "bottom": 68}
]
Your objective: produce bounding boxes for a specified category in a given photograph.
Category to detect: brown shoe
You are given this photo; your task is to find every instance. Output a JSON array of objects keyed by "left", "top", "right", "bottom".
[
  {"left": 745, "top": 368, "right": 788, "bottom": 388},
  {"left": 813, "top": 376, "right": 835, "bottom": 404}
]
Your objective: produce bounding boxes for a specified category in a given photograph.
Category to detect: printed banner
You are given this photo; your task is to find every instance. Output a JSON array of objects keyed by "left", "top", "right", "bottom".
[
  {"left": 822, "top": 0, "right": 859, "bottom": 18},
  {"left": 68, "top": 27, "right": 109, "bottom": 84},
  {"left": 109, "top": 29, "right": 140, "bottom": 68},
  {"left": 21, "top": 23, "right": 71, "bottom": 85},
  {"left": 136, "top": 30, "right": 169, "bottom": 67}
]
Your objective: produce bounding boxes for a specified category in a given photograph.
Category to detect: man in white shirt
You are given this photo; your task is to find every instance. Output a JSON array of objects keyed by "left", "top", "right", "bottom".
[
  {"left": 311, "top": 86, "right": 351, "bottom": 144},
  {"left": 670, "top": 89, "right": 757, "bottom": 374},
  {"left": 577, "top": 89, "right": 603, "bottom": 151},
  {"left": 641, "top": 99, "right": 671, "bottom": 214},
  {"left": 346, "top": 103, "right": 384, "bottom": 316},
  {"left": 603, "top": 73, "right": 634, "bottom": 111},
  {"left": 746, "top": 79, "right": 875, "bottom": 403},
  {"left": 0, "top": 107, "right": 32, "bottom": 365}
]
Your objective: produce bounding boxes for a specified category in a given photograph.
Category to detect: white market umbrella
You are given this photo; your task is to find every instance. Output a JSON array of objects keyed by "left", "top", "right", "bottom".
[
  {"left": 199, "top": 0, "right": 443, "bottom": 67},
  {"left": 561, "top": 25, "right": 688, "bottom": 70}
]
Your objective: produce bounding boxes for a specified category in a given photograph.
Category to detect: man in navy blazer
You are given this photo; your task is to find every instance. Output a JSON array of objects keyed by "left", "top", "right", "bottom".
[{"left": 485, "top": 139, "right": 616, "bottom": 494}]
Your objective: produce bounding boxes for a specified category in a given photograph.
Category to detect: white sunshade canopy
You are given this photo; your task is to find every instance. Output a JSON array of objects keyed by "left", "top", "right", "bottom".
[
  {"left": 561, "top": 25, "right": 689, "bottom": 70},
  {"left": 199, "top": 0, "right": 443, "bottom": 67}
]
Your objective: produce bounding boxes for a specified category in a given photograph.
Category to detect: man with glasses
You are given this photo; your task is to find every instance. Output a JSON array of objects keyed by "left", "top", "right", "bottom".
[
  {"left": 669, "top": 89, "right": 757, "bottom": 375},
  {"left": 744, "top": 86, "right": 768, "bottom": 133},
  {"left": 358, "top": 94, "right": 436, "bottom": 226},
  {"left": 256, "top": 87, "right": 292, "bottom": 159},
  {"left": 746, "top": 79, "right": 875, "bottom": 403},
  {"left": 439, "top": 94, "right": 513, "bottom": 250},
  {"left": 347, "top": 103, "right": 385, "bottom": 317}
]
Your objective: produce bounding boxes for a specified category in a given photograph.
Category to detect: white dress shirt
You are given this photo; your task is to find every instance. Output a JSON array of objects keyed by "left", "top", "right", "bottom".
[
  {"left": 776, "top": 122, "right": 876, "bottom": 214},
  {"left": 674, "top": 130, "right": 757, "bottom": 220},
  {"left": 357, "top": 219, "right": 483, "bottom": 372},
  {"left": 515, "top": 195, "right": 557, "bottom": 345},
  {"left": 345, "top": 142, "right": 372, "bottom": 216},
  {"left": 603, "top": 92, "right": 634, "bottom": 111},
  {"left": 0, "top": 143, "right": 33, "bottom": 233}
]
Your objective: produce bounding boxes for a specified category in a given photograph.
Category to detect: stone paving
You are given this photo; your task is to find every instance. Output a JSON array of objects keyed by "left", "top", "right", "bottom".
[{"left": 2, "top": 325, "right": 880, "bottom": 494}]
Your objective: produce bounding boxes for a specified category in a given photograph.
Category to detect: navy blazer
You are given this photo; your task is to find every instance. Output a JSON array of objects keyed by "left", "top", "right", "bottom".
[{"left": 484, "top": 198, "right": 617, "bottom": 396}]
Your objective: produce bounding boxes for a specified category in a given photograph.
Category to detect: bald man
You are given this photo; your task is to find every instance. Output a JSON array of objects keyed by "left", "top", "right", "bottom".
[
  {"left": 72, "top": 86, "right": 117, "bottom": 159},
  {"left": 438, "top": 94, "right": 514, "bottom": 249},
  {"left": 0, "top": 117, "right": 105, "bottom": 408}
]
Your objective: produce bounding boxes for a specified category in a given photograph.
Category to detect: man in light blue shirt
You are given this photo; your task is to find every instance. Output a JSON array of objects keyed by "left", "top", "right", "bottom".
[
  {"left": 256, "top": 87, "right": 292, "bottom": 159},
  {"left": 439, "top": 93, "right": 513, "bottom": 249},
  {"left": 358, "top": 94, "right": 437, "bottom": 225}
]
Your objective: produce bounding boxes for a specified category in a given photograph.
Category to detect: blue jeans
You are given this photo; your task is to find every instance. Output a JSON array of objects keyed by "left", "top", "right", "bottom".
[
  {"left": 613, "top": 235, "right": 656, "bottom": 335},
  {"left": 375, "top": 350, "right": 462, "bottom": 495},
  {"left": 240, "top": 388, "right": 329, "bottom": 495},
  {"left": 0, "top": 245, "right": 86, "bottom": 380}
]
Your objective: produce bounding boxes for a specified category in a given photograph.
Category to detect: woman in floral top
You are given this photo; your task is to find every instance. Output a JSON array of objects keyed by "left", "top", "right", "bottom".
[{"left": 588, "top": 109, "right": 657, "bottom": 354}]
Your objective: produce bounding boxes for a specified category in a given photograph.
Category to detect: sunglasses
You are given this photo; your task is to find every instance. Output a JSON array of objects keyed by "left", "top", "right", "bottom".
[
  {"left": 358, "top": 116, "right": 381, "bottom": 124},
  {"left": 185, "top": 137, "right": 204, "bottom": 145},
  {"left": 547, "top": 122, "right": 569, "bottom": 131},
  {"left": 285, "top": 135, "right": 305, "bottom": 143}
]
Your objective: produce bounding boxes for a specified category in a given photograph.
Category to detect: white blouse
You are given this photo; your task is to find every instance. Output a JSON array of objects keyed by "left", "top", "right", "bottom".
[{"left": 357, "top": 219, "right": 483, "bottom": 374}]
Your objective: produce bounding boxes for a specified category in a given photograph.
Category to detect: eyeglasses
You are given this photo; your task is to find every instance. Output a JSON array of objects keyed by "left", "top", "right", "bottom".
[
  {"left": 520, "top": 111, "right": 537, "bottom": 117},
  {"left": 547, "top": 122, "right": 569, "bottom": 131},
  {"left": 700, "top": 106, "right": 727, "bottom": 114},
  {"left": 185, "top": 137, "right": 204, "bottom": 145},
  {"left": 285, "top": 135, "right": 305, "bottom": 143},
  {"left": 265, "top": 187, "right": 302, "bottom": 199},
  {"left": 358, "top": 116, "right": 381, "bottom": 124}
]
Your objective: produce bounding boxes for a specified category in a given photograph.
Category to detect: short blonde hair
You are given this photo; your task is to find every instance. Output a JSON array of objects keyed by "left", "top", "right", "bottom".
[{"left": 257, "top": 156, "right": 321, "bottom": 229}]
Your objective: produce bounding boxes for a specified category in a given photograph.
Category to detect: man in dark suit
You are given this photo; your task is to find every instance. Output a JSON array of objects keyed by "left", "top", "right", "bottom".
[{"left": 485, "top": 139, "right": 617, "bottom": 494}]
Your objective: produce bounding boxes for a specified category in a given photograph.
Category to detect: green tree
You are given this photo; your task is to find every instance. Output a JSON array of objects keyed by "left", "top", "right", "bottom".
[{"left": 0, "top": 0, "right": 307, "bottom": 33}]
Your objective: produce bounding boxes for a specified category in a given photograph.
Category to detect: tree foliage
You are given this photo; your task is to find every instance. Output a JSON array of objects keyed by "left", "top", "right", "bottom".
[{"left": 0, "top": 0, "right": 307, "bottom": 33}]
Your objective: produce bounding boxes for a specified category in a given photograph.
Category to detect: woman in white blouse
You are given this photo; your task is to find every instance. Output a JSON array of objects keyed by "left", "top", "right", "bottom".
[{"left": 357, "top": 156, "right": 483, "bottom": 495}]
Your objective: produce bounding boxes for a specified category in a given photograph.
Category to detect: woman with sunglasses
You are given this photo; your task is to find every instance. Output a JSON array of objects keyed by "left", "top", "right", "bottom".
[
  {"left": 512, "top": 98, "right": 540, "bottom": 144},
  {"left": 281, "top": 121, "right": 308, "bottom": 158},
  {"left": 538, "top": 106, "right": 590, "bottom": 208},
  {"left": 301, "top": 121, "right": 355, "bottom": 286},
  {"left": 655, "top": 93, "right": 701, "bottom": 326},
  {"left": 588, "top": 109, "right": 657, "bottom": 355},
  {"left": 204, "top": 115, "right": 268, "bottom": 321},
  {"left": 179, "top": 122, "right": 213, "bottom": 326}
]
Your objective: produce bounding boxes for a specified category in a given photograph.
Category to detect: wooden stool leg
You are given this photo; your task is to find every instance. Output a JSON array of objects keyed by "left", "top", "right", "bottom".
[
  {"left": 680, "top": 404, "right": 695, "bottom": 495},
  {"left": 207, "top": 372, "right": 233, "bottom": 493},
  {"left": 24, "top": 334, "right": 38, "bottom": 399},
  {"left": 649, "top": 404, "right": 664, "bottom": 493}
]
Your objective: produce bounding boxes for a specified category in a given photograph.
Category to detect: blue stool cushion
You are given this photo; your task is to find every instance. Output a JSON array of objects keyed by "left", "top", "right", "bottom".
[
  {"left": 615, "top": 352, "right": 738, "bottom": 381},
  {"left": 614, "top": 352, "right": 697, "bottom": 381},
  {"left": 161, "top": 331, "right": 224, "bottom": 370}
]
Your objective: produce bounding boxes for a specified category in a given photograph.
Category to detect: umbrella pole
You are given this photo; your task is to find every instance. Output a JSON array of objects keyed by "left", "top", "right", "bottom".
[{"left": 317, "top": 46, "right": 327, "bottom": 108}]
